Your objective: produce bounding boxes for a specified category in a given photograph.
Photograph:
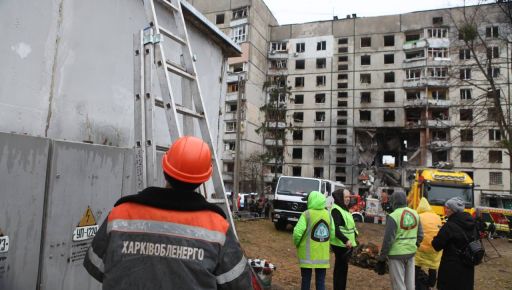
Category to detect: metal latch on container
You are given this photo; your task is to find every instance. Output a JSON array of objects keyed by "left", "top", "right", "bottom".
[{"left": 143, "top": 33, "right": 163, "bottom": 44}]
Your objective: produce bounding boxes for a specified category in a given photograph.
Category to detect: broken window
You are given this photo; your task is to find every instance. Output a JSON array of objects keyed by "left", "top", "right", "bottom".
[
  {"left": 384, "top": 54, "right": 394, "bottom": 64},
  {"left": 406, "top": 69, "right": 421, "bottom": 80},
  {"left": 314, "top": 167, "right": 324, "bottom": 178},
  {"left": 384, "top": 110, "right": 395, "bottom": 122},
  {"left": 360, "top": 37, "right": 371, "bottom": 47},
  {"left": 361, "top": 92, "right": 371, "bottom": 103},
  {"left": 487, "top": 46, "right": 499, "bottom": 59},
  {"left": 227, "top": 82, "right": 238, "bottom": 93},
  {"left": 314, "top": 148, "right": 324, "bottom": 160},
  {"left": 460, "top": 129, "right": 473, "bottom": 142},
  {"left": 293, "top": 112, "right": 304, "bottom": 122},
  {"left": 296, "top": 42, "right": 305, "bottom": 53},
  {"left": 338, "top": 55, "right": 348, "bottom": 62},
  {"left": 359, "top": 110, "right": 371, "bottom": 121},
  {"left": 360, "top": 73, "right": 371, "bottom": 84},
  {"left": 338, "top": 101, "right": 348, "bottom": 107},
  {"left": 225, "top": 121, "right": 237, "bottom": 132},
  {"left": 314, "top": 130, "right": 325, "bottom": 141},
  {"left": 460, "top": 89, "right": 472, "bottom": 100},
  {"left": 405, "top": 33, "right": 420, "bottom": 41},
  {"left": 431, "top": 90, "right": 447, "bottom": 100},
  {"left": 489, "top": 150, "right": 502, "bottom": 163},
  {"left": 361, "top": 55, "right": 371, "bottom": 65},
  {"left": 293, "top": 129, "right": 303, "bottom": 140},
  {"left": 315, "top": 94, "right": 326, "bottom": 103},
  {"left": 432, "top": 130, "right": 447, "bottom": 141},
  {"left": 432, "top": 150, "right": 448, "bottom": 163},
  {"left": 460, "top": 68, "right": 471, "bottom": 80},
  {"left": 224, "top": 141, "right": 235, "bottom": 151},
  {"left": 405, "top": 109, "right": 421, "bottom": 122},
  {"left": 459, "top": 49, "right": 471, "bottom": 60},
  {"left": 338, "top": 38, "right": 348, "bottom": 45},
  {"left": 316, "top": 75, "right": 326, "bottom": 86},
  {"left": 406, "top": 50, "right": 425, "bottom": 60},
  {"left": 431, "top": 109, "right": 448, "bottom": 120},
  {"left": 295, "top": 59, "right": 305, "bottom": 69},
  {"left": 232, "top": 7, "right": 248, "bottom": 19},
  {"left": 225, "top": 103, "right": 237, "bottom": 112},
  {"left": 270, "top": 42, "right": 288, "bottom": 52},
  {"left": 317, "top": 41, "right": 326, "bottom": 51},
  {"left": 433, "top": 17, "right": 443, "bottom": 25},
  {"left": 428, "top": 67, "right": 447, "bottom": 79},
  {"left": 292, "top": 166, "right": 302, "bottom": 176},
  {"left": 338, "top": 83, "right": 348, "bottom": 89},
  {"left": 270, "top": 59, "right": 287, "bottom": 70},
  {"left": 489, "top": 172, "right": 503, "bottom": 185},
  {"left": 384, "top": 91, "right": 395, "bottom": 103},
  {"left": 294, "top": 94, "right": 304, "bottom": 104},
  {"left": 486, "top": 26, "right": 499, "bottom": 38},
  {"left": 406, "top": 91, "right": 421, "bottom": 100},
  {"left": 295, "top": 77, "right": 304, "bottom": 87},
  {"left": 384, "top": 35, "right": 395, "bottom": 46},
  {"left": 232, "top": 25, "right": 247, "bottom": 43},
  {"left": 292, "top": 148, "right": 302, "bottom": 159},
  {"left": 429, "top": 48, "right": 448, "bottom": 59},
  {"left": 338, "top": 74, "right": 348, "bottom": 80},
  {"left": 384, "top": 72, "right": 395, "bottom": 83},
  {"left": 459, "top": 109, "right": 473, "bottom": 121},
  {"left": 427, "top": 28, "right": 448, "bottom": 38},
  {"left": 338, "top": 47, "right": 348, "bottom": 53},
  {"left": 216, "top": 13, "right": 225, "bottom": 24},
  {"left": 316, "top": 58, "right": 327, "bottom": 69},
  {"left": 338, "top": 92, "right": 348, "bottom": 98},
  {"left": 489, "top": 129, "right": 501, "bottom": 141},
  {"left": 224, "top": 162, "right": 234, "bottom": 173},
  {"left": 315, "top": 111, "right": 326, "bottom": 122},
  {"left": 460, "top": 150, "right": 473, "bottom": 163}
]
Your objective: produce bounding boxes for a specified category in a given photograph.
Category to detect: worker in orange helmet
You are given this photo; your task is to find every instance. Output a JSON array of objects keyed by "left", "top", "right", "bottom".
[{"left": 84, "top": 136, "right": 252, "bottom": 289}]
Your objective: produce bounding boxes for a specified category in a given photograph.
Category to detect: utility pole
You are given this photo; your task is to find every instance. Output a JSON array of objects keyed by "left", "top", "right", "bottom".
[{"left": 233, "top": 76, "right": 244, "bottom": 214}]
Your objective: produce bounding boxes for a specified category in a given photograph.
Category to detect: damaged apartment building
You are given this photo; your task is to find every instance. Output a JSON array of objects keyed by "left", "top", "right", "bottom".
[{"left": 191, "top": 1, "right": 511, "bottom": 207}]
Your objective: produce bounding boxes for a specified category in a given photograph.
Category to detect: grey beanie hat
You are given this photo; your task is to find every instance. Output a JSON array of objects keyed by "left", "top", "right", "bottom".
[{"left": 445, "top": 197, "right": 465, "bottom": 213}]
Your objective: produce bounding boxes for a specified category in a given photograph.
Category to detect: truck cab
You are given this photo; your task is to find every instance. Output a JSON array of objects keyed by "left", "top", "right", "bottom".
[
  {"left": 272, "top": 176, "right": 344, "bottom": 230},
  {"left": 408, "top": 169, "right": 475, "bottom": 218}
]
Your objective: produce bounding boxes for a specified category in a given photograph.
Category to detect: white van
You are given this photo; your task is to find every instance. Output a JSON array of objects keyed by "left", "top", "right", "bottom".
[{"left": 272, "top": 176, "right": 345, "bottom": 230}]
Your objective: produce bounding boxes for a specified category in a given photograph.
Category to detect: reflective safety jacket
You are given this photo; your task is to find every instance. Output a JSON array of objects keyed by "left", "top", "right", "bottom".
[
  {"left": 293, "top": 191, "right": 332, "bottom": 268},
  {"left": 388, "top": 207, "right": 420, "bottom": 256},
  {"left": 83, "top": 187, "right": 252, "bottom": 290},
  {"left": 330, "top": 203, "right": 358, "bottom": 248},
  {"left": 415, "top": 198, "right": 442, "bottom": 269}
]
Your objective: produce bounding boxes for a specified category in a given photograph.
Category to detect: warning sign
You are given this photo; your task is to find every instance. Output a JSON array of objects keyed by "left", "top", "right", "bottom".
[
  {"left": 0, "top": 236, "right": 9, "bottom": 253},
  {"left": 72, "top": 207, "right": 99, "bottom": 242}
]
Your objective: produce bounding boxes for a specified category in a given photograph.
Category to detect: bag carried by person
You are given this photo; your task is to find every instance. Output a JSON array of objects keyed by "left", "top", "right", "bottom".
[{"left": 454, "top": 225, "right": 485, "bottom": 266}]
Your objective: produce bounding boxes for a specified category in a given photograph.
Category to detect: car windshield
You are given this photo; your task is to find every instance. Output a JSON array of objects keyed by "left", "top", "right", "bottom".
[
  {"left": 426, "top": 184, "right": 473, "bottom": 207},
  {"left": 276, "top": 177, "right": 320, "bottom": 196}
]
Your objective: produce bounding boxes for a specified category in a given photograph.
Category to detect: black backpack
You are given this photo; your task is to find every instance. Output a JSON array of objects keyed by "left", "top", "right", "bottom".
[{"left": 454, "top": 224, "right": 485, "bottom": 266}]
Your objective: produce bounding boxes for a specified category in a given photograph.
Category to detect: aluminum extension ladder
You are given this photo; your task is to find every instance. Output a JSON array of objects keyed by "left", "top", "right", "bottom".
[{"left": 133, "top": 0, "right": 235, "bottom": 228}]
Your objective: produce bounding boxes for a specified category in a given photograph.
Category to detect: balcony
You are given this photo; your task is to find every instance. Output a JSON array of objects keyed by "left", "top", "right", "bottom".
[
  {"left": 268, "top": 50, "right": 289, "bottom": 59},
  {"left": 264, "top": 139, "right": 284, "bottom": 146},
  {"left": 221, "top": 150, "right": 235, "bottom": 160},
  {"left": 266, "top": 121, "right": 287, "bottom": 128},
  {"left": 428, "top": 140, "right": 452, "bottom": 151},
  {"left": 426, "top": 119, "right": 451, "bottom": 128},
  {"left": 225, "top": 93, "right": 245, "bottom": 102},
  {"left": 404, "top": 98, "right": 451, "bottom": 108},
  {"left": 403, "top": 77, "right": 449, "bottom": 89},
  {"left": 403, "top": 39, "right": 427, "bottom": 50},
  {"left": 223, "top": 172, "right": 234, "bottom": 182},
  {"left": 426, "top": 38, "right": 450, "bottom": 48}
]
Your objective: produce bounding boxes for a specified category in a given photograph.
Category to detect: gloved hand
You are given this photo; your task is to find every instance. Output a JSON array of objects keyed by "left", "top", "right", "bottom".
[{"left": 375, "top": 260, "right": 386, "bottom": 275}]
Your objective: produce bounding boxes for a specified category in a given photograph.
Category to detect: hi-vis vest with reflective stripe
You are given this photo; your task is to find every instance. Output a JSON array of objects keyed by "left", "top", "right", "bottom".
[
  {"left": 330, "top": 204, "right": 358, "bottom": 248},
  {"left": 298, "top": 209, "right": 331, "bottom": 268},
  {"left": 389, "top": 207, "right": 420, "bottom": 256}
]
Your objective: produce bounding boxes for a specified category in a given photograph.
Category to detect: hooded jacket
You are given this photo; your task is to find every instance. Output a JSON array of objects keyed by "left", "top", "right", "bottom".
[
  {"left": 432, "top": 211, "right": 477, "bottom": 290},
  {"left": 293, "top": 191, "right": 333, "bottom": 268},
  {"left": 415, "top": 198, "right": 443, "bottom": 269},
  {"left": 379, "top": 191, "right": 424, "bottom": 259},
  {"left": 83, "top": 187, "right": 252, "bottom": 290}
]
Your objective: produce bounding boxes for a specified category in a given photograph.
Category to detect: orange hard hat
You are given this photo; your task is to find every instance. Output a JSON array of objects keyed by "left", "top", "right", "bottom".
[{"left": 162, "top": 136, "right": 212, "bottom": 184}]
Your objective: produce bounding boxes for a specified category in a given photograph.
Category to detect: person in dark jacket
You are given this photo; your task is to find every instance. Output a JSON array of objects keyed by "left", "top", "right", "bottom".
[
  {"left": 330, "top": 189, "right": 358, "bottom": 290},
  {"left": 432, "top": 197, "right": 477, "bottom": 290},
  {"left": 83, "top": 136, "right": 252, "bottom": 290}
]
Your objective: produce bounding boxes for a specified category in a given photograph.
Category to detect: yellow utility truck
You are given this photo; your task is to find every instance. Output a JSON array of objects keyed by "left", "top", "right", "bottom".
[{"left": 407, "top": 169, "right": 475, "bottom": 217}]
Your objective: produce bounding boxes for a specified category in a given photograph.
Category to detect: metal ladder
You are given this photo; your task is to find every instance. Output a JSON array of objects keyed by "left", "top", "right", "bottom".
[{"left": 133, "top": 0, "right": 234, "bottom": 227}]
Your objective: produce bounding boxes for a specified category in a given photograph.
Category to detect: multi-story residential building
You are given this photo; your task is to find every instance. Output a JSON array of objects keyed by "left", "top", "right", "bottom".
[
  {"left": 188, "top": 0, "right": 278, "bottom": 192},
  {"left": 191, "top": 1, "right": 511, "bottom": 207}
]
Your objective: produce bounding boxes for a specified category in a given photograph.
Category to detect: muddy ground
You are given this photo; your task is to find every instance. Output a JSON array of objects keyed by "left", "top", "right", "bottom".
[{"left": 236, "top": 219, "right": 512, "bottom": 290}]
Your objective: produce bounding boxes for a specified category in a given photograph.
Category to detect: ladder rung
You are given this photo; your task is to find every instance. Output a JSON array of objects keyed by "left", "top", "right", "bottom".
[
  {"left": 176, "top": 104, "right": 204, "bottom": 119},
  {"left": 154, "top": 98, "right": 204, "bottom": 119},
  {"left": 157, "top": 0, "right": 179, "bottom": 11},
  {"left": 158, "top": 26, "right": 187, "bottom": 45},
  {"left": 209, "top": 199, "right": 228, "bottom": 205},
  {"left": 165, "top": 60, "right": 196, "bottom": 80}
]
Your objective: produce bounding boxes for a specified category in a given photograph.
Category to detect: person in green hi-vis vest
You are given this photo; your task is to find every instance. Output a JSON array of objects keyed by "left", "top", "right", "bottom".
[
  {"left": 293, "top": 191, "right": 333, "bottom": 290},
  {"left": 330, "top": 189, "right": 358, "bottom": 290},
  {"left": 377, "top": 191, "right": 423, "bottom": 290}
]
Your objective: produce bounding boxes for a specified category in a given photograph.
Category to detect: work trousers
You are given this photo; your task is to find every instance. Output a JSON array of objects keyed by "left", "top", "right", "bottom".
[
  {"left": 300, "top": 268, "right": 326, "bottom": 290},
  {"left": 388, "top": 256, "right": 415, "bottom": 290},
  {"left": 332, "top": 245, "right": 350, "bottom": 290}
]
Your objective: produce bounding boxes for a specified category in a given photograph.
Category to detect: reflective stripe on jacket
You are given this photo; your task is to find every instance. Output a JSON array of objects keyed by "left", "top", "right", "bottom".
[
  {"left": 415, "top": 198, "right": 443, "bottom": 269},
  {"left": 330, "top": 203, "right": 357, "bottom": 248},
  {"left": 83, "top": 187, "right": 252, "bottom": 290},
  {"left": 388, "top": 207, "right": 420, "bottom": 256}
]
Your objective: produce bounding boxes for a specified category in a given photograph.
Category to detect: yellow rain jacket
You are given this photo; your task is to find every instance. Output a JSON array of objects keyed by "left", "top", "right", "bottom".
[{"left": 415, "top": 198, "right": 443, "bottom": 269}]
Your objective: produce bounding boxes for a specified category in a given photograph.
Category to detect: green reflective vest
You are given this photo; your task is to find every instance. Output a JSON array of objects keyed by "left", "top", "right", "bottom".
[
  {"left": 330, "top": 204, "right": 358, "bottom": 248},
  {"left": 388, "top": 207, "right": 420, "bottom": 256},
  {"left": 297, "top": 209, "right": 331, "bottom": 268}
]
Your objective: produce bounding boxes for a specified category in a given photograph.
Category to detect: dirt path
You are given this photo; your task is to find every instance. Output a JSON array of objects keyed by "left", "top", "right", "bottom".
[{"left": 236, "top": 219, "right": 512, "bottom": 290}]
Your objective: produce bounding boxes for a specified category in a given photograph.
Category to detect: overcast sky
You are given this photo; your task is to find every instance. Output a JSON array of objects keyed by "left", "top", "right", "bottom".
[{"left": 262, "top": 0, "right": 482, "bottom": 25}]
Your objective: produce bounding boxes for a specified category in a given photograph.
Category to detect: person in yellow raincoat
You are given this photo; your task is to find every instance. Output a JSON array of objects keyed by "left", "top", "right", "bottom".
[{"left": 415, "top": 198, "right": 442, "bottom": 290}]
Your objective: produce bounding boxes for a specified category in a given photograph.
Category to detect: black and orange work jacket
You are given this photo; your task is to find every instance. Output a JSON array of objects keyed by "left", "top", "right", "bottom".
[{"left": 84, "top": 187, "right": 252, "bottom": 289}]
